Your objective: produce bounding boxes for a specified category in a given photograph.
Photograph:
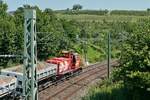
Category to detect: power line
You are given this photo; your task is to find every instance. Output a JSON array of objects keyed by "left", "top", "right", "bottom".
[
  {"left": 37, "top": 32, "right": 53, "bottom": 42},
  {"left": 0, "top": 54, "right": 23, "bottom": 58}
]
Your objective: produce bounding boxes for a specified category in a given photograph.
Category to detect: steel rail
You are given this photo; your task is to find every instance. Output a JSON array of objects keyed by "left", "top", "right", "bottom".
[{"left": 44, "top": 61, "right": 117, "bottom": 100}]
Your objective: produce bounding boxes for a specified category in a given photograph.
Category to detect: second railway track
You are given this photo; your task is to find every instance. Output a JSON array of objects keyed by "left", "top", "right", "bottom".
[{"left": 39, "top": 60, "right": 118, "bottom": 100}]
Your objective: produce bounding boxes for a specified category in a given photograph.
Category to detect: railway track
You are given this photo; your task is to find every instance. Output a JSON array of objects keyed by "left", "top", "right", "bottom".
[{"left": 39, "top": 60, "right": 118, "bottom": 100}]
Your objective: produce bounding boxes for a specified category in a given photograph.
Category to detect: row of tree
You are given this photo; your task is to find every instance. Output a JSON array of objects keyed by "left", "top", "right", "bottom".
[{"left": 56, "top": 4, "right": 150, "bottom": 16}]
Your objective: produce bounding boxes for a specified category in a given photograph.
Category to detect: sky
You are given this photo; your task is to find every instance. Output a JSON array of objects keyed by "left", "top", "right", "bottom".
[{"left": 4, "top": 0, "right": 150, "bottom": 11}]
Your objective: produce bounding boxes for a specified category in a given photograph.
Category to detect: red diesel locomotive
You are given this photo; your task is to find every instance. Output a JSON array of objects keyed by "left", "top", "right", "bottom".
[{"left": 46, "top": 51, "right": 82, "bottom": 77}]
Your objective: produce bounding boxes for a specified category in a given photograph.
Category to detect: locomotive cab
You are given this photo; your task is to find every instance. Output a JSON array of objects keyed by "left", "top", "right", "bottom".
[
  {"left": 62, "top": 51, "right": 78, "bottom": 69},
  {"left": 62, "top": 51, "right": 80, "bottom": 69},
  {"left": 62, "top": 51, "right": 71, "bottom": 58}
]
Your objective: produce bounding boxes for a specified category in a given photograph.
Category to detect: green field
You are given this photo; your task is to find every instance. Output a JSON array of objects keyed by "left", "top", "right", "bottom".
[{"left": 57, "top": 14, "right": 150, "bottom": 22}]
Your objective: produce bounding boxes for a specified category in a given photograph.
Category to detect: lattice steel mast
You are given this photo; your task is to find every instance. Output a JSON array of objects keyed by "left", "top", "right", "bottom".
[{"left": 23, "top": 9, "right": 38, "bottom": 100}]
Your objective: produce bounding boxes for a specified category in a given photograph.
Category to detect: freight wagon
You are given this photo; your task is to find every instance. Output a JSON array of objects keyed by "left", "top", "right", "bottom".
[{"left": 0, "top": 75, "right": 17, "bottom": 99}]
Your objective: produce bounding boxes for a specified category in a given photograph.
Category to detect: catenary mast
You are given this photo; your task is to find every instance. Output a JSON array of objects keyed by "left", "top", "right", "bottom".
[{"left": 23, "top": 9, "right": 38, "bottom": 100}]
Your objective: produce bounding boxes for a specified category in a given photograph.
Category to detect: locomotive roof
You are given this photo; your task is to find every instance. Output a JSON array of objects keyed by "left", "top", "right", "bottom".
[
  {"left": 0, "top": 75, "right": 16, "bottom": 86},
  {"left": 47, "top": 57, "right": 70, "bottom": 63},
  {"left": 2, "top": 62, "right": 56, "bottom": 74}
]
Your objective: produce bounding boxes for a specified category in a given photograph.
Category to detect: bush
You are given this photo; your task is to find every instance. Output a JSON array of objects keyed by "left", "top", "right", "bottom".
[
  {"left": 113, "top": 19, "right": 150, "bottom": 92},
  {"left": 82, "top": 82, "right": 130, "bottom": 100}
]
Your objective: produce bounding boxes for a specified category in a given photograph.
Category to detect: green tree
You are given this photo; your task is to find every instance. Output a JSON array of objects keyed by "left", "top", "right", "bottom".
[
  {"left": 147, "top": 8, "right": 150, "bottom": 12},
  {"left": 72, "top": 4, "right": 82, "bottom": 10},
  {"left": 113, "top": 19, "right": 150, "bottom": 99},
  {"left": 0, "top": 0, "right": 8, "bottom": 16},
  {"left": 0, "top": 1, "right": 17, "bottom": 67}
]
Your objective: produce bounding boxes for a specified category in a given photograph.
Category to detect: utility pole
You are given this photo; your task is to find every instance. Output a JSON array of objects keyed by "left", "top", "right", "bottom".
[
  {"left": 107, "top": 32, "right": 111, "bottom": 79},
  {"left": 76, "top": 34, "right": 88, "bottom": 66},
  {"left": 23, "top": 9, "right": 38, "bottom": 100},
  {"left": 83, "top": 29, "right": 88, "bottom": 66},
  {"left": 83, "top": 41, "right": 87, "bottom": 65}
]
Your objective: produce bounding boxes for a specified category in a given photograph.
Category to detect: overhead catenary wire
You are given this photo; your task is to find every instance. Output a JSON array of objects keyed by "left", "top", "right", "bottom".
[
  {"left": 0, "top": 54, "right": 23, "bottom": 58},
  {"left": 0, "top": 31, "right": 53, "bottom": 45},
  {"left": 0, "top": 32, "right": 54, "bottom": 59},
  {"left": 36, "top": 32, "right": 53, "bottom": 42}
]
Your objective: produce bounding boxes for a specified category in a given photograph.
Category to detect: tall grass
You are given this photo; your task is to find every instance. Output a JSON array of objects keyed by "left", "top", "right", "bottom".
[
  {"left": 82, "top": 83, "right": 130, "bottom": 100},
  {"left": 82, "top": 81, "right": 150, "bottom": 100}
]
